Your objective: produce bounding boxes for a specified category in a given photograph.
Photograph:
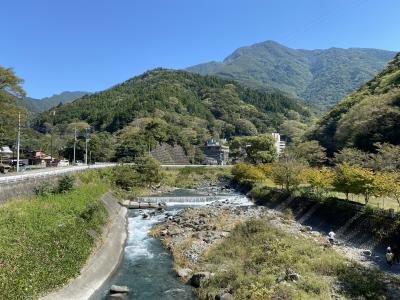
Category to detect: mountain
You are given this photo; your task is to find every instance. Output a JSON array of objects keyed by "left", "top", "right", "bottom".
[
  {"left": 17, "top": 91, "right": 89, "bottom": 114},
  {"left": 310, "top": 53, "right": 400, "bottom": 154},
  {"left": 187, "top": 40, "right": 396, "bottom": 110},
  {"left": 33, "top": 69, "right": 312, "bottom": 161}
]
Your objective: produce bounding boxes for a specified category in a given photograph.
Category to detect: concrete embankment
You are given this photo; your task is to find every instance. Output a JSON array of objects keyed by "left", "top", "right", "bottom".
[{"left": 41, "top": 192, "right": 127, "bottom": 300}]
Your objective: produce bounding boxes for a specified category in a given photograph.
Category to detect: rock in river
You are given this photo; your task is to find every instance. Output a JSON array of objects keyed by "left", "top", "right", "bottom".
[{"left": 110, "top": 284, "right": 132, "bottom": 294}]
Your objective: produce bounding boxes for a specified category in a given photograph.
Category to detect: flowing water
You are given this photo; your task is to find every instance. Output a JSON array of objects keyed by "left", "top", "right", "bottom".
[{"left": 93, "top": 189, "right": 252, "bottom": 300}]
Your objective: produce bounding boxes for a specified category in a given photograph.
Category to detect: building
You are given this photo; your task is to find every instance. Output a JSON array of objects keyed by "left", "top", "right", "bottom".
[
  {"left": 27, "top": 150, "right": 52, "bottom": 168},
  {"left": 0, "top": 146, "right": 13, "bottom": 164},
  {"left": 271, "top": 133, "right": 286, "bottom": 155},
  {"left": 202, "top": 139, "right": 230, "bottom": 165}
]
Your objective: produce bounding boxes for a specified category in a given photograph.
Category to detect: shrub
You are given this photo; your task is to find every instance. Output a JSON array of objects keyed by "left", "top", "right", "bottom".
[
  {"left": 231, "top": 163, "right": 265, "bottom": 184},
  {"left": 56, "top": 175, "right": 75, "bottom": 193},
  {"left": 34, "top": 182, "right": 53, "bottom": 197},
  {"left": 112, "top": 156, "right": 162, "bottom": 191}
]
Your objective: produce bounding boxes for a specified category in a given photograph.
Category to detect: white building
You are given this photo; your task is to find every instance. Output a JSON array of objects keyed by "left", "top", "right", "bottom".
[{"left": 271, "top": 133, "right": 286, "bottom": 155}]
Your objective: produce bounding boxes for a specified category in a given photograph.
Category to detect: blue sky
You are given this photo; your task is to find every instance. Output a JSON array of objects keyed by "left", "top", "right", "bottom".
[{"left": 2, "top": 0, "right": 399, "bottom": 98}]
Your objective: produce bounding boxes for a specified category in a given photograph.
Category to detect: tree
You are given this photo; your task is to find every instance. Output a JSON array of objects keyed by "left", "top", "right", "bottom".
[
  {"left": 234, "top": 119, "right": 258, "bottom": 136},
  {"left": 230, "top": 135, "right": 277, "bottom": 164},
  {"left": 374, "top": 172, "right": 400, "bottom": 207},
  {"left": 351, "top": 167, "right": 376, "bottom": 204},
  {"left": 231, "top": 163, "right": 266, "bottom": 183},
  {"left": 133, "top": 156, "right": 161, "bottom": 187},
  {"left": 372, "top": 143, "right": 400, "bottom": 172},
  {"left": 0, "top": 66, "right": 25, "bottom": 97},
  {"left": 0, "top": 67, "right": 26, "bottom": 146},
  {"left": 280, "top": 119, "right": 307, "bottom": 143},
  {"left": 294, "top": 140, "right": 327, "bottom": 167},
  {"left": 332, "top": 164, "right": 359, "bottom": 201},
  {"left": 333, "top": 164, "right": 377, "bottom": 203},
  {"left": 270, "top": 155, "right": 306, "bottom": 191},
  {"left": 333, "top": 148, "right": 373, "bottom": 168},
  {"left": 303, "top": 167, "right": 334, "bottom": 196},
  {"left": 112, "top": 156, "right": 161, "bottom": 190},
  {"left": 89, "top": 132, "right": 116, "bottom": 162}
]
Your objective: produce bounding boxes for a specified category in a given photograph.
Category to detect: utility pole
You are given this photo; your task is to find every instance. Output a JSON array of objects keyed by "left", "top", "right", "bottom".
[
  {"left": 85, "top": 128, "right": 90, "bottom": 165},
  {"left": 16, "top": 113, "right": 21, "bottom": 173},
  {"left": 73, "top": 127, "right": 77, "bottom": 165},
  {"left": 50, "top": 110, "right": 56, "bottom": 162}
]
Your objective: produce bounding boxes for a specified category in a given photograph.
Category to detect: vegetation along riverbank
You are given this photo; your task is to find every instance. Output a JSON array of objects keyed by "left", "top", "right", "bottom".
[{"left": 152, "top": 194, "right": 399, "bottom": 299}]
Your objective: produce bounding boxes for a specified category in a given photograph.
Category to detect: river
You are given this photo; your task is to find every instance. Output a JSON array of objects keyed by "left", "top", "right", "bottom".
[{"left": 93, "top": 188, "right": 252, "bottom": 300}]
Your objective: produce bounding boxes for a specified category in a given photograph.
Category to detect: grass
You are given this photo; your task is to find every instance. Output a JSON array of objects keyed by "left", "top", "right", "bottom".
[
  {"left": 334, "top": 192, "right": 400, "bottom": 211},
  {"left": 196, "top": 219, "right": 389, "bottom": 300},
  {"left": 253, "top": 178, "right": 400, "bottom": 211},
  {"left": 0, "top": 174, "right": 108, "bottom": 299}
]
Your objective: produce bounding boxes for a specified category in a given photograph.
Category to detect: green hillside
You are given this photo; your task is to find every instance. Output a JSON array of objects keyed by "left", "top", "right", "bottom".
[
  {"left": 187, "top": 40, "right": 396, "bottom": 110},
  {"left": 34, "top": 69, "right": 311, "bottom": 161},
  {"left": 310, "top": 53, "right": 400, "bottom": 154},
  {"left": 17, "top": 91, "right": 89, "bottom": 114}
]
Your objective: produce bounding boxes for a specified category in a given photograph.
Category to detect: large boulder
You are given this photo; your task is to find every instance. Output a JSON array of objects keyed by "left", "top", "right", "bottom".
[
  {"left": 190, "top": 271, "right": 212, "bottom": 288},
  {"left": 216, "top": 293, "right": 234, "bottom": 300},
  {"left": 110, "top": 285, "right": 132, "bottom": 294},
  {"left": 176, "top": 267, "right": 193, "bottom": 278}
]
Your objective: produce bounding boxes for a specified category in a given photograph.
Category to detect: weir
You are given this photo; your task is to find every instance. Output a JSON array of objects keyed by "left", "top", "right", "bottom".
[
  {"left": 121, "top": 195, "right": 241, "bottom": 209},
  {"left": 137, "top": 195, "right": 234, "bottom": 203}
]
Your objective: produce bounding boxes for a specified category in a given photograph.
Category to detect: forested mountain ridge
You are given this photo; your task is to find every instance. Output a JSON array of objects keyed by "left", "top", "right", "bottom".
[
  {"left": 187, "top": 40, "right": 396, "bottom": 110},
  {"left": 17, "top": 91, "right": 90, "bottom": 114},
  {"left": 34, "top": 69, "right": 312, "bottom": 161},
  {"left": 310, "top": 53, "right": 400, "bottom": 154}
]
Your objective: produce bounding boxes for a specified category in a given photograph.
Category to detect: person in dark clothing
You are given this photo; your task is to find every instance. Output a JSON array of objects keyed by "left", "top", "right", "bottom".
[
  {"left": 386, "top": 247, "right": 394, "bottom": 267},
  {"left": 392, "top": 245, "right": 400, "bottom": 264}
]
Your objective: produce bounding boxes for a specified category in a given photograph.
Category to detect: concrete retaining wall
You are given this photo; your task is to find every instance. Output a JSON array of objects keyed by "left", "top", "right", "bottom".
[
  {"left": 40, "top": 193, "right": 127, "bottom": 300},
  {"left": 0, "top": 175, "right": 62, "bottom": 205}
]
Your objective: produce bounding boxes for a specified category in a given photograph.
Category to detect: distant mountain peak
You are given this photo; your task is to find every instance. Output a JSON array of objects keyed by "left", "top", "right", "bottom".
[
  {"left": 187, "top": 40, "right": 396, "bottom": 110},
  {"left": 18, "top": 91, "right": 90, "bottom": 114}
]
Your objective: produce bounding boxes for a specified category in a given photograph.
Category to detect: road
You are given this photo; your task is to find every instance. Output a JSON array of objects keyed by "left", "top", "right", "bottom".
[
  {"left": 0, "top": 163, "right": 115, "bottom": 185},
  {"left": 0, "top": 163, "right": 230, "bottom": 185}
]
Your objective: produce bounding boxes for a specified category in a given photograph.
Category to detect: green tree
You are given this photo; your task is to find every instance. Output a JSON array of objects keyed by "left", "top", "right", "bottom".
[
  {"left": 294, "top": 140, "right": 327, "bottom": 167},
  {"left": 303, "top": 167, "right": 334, "bottom": 196},
  {"left": 333, "top": 164, "right": 377, "bottom": 203},
  {"left": 333, "top": 148, "right": 373, "bottom": 168},
  {"left": 372, "top": 143, "right": 400, "bottom": 172},
  {"left": 270, "top": 155, "right": 306, "bottom": 191},
  {"left": 230, "top": 135, "right": 277, "bottom": 164},
  {"left": 333, "top": 164, "right": 359, "bottom": 201},
  {"left": 133, "top": 156, "right": 161, "bottom": 187},
  {"left": 0, "top": 67, "right": 26, "bottom": 146},
  {"left": 0, "top": 66, "right": 26, "bottom": 97},
  {"left": 89, "top": 132, "right": 116, "bottom": 162}
]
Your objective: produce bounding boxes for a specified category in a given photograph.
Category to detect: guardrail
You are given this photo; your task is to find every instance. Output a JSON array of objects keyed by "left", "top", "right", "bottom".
[{"left": 0, "top": 163, "right": 115, "bottom": 185}]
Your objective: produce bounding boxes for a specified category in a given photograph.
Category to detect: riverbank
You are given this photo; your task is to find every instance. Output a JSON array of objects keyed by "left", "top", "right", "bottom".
[
  {"left": 0, "top": 179, "right": 109, "bottom": 299},
  {"left": 41, "top": 193, "right": 127, "bottom": 300},
  {"left": 152, "top": 186, "right": 400, "bottom": 299}
]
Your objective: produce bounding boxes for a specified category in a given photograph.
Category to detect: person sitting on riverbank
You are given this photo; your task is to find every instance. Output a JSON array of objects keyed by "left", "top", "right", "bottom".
[
  {"left": 328, "top": 231, "right": 336, "bottom": 245},
  {"left": 386, "top": 247, "right": 394, "bottom": 267}
]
